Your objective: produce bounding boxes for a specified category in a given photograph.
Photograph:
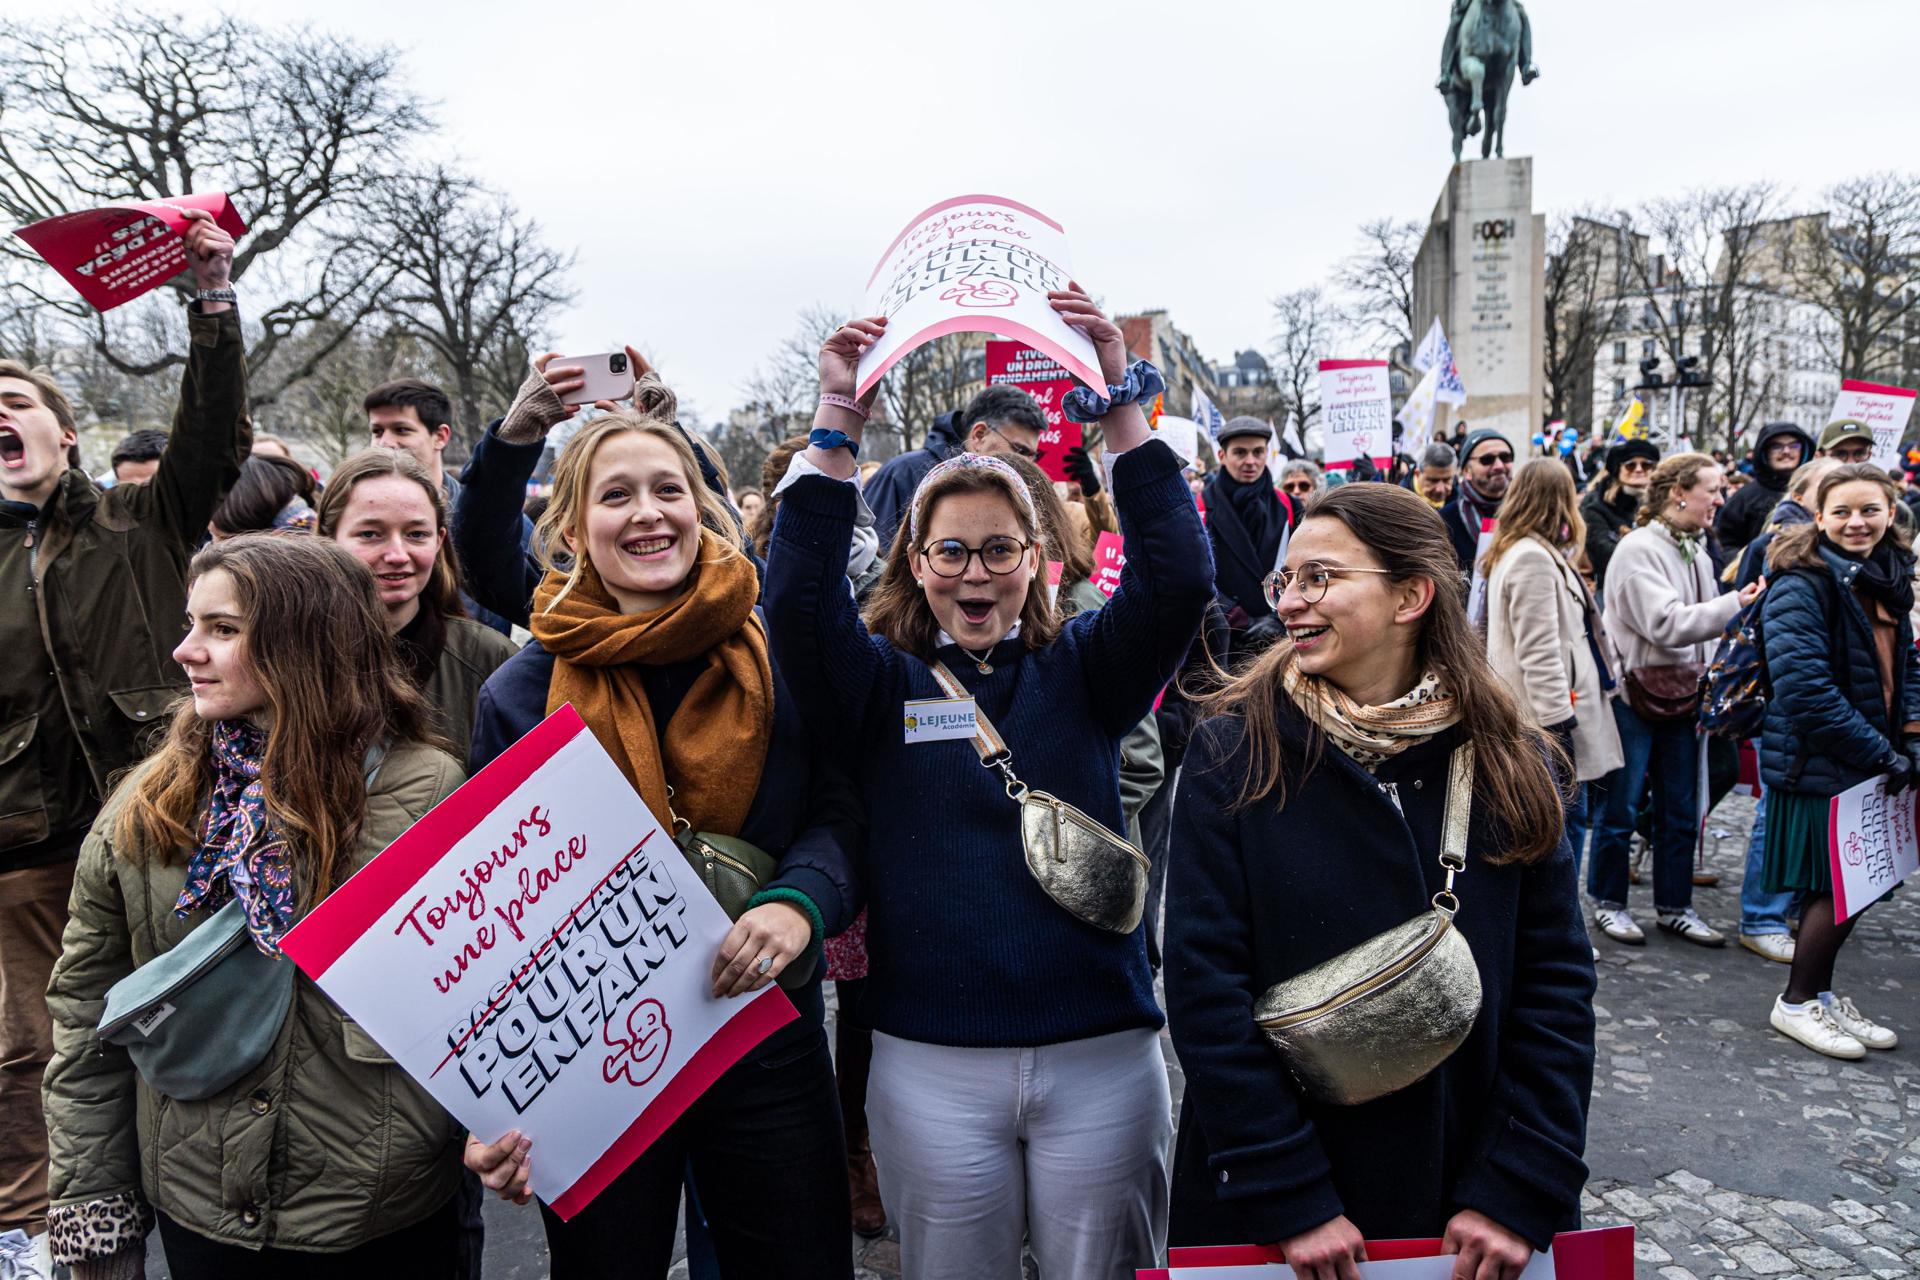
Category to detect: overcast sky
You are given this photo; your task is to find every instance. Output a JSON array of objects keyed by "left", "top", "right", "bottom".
[{"left": 36, "top": 0, "right": 1920, "bottom": 419}]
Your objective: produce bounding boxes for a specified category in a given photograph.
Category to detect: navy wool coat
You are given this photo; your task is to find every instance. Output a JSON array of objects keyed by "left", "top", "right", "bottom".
[
  {"left": 1165, "top": 710, "right": 1596, "bottom": 1252},
  {"left": 1759, "top": 545, "right": 1920, "bottom": 797}
]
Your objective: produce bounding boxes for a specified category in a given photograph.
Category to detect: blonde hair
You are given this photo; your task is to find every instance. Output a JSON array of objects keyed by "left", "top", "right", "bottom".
[
  {"left": 1484, "top": 458, "right": 1585, "bottom": 573},
  {"left": 534, "top": 401, "right": 745, "bottom": 611}
]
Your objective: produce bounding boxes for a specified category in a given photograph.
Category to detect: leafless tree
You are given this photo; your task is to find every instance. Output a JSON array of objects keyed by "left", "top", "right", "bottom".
[
  {"left": 743, "top": 304, "right": 846, "bottom": 439},
  {"left": 1335, "top": 217, "right": 1422, "bottom": 357},
  {"left": 1785, "top": 172, "right": 1920, "bottom": 383},
  {"left": 876, "top": 334, "right": 981, "bottom": 455},
  {"left": 0, "top": 10, "right": 428, "bottom": 401},
  {"left": 1624, "top": 181, "right": 1784, "bottom": 450},
  {"left": 1542, "top": 211, "right": 1628, "bottom": 435},
  {"left": 371, "top": 170, "right": 574, "bottom": 460},
  {"left": 1269, "top": 287, "right": 1347, "bottom": 442}
]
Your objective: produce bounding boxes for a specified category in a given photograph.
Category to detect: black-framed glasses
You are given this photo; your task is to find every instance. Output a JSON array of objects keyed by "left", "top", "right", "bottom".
[
  {"left": 1471, "top": 450, "right": 1515, "bottom": 467},
  {"left": 1263, "top": 560, "right": 1397, "bottom": 608},
  {"left": 1619, "top": 459, "right": 1654, "bottom": 474},
  {"left": 919, "top": 536, "right": 1032, "bottom": 577},
  {"left": 1281, "top": 480, "right": 1317, "bottom": 495},
  {"left": 985, "top": 424, "right": 1039, "bottom": 461}
]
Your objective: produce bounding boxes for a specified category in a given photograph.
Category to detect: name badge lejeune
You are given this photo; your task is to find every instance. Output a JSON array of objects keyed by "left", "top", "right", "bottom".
[{"left": 904, "top": 697, "right": 978, "bottom": 744}]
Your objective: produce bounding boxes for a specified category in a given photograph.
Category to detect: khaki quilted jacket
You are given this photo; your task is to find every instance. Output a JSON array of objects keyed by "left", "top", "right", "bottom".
[{"left": 42, "top": 741, "right": 466, "bottom": 1264}]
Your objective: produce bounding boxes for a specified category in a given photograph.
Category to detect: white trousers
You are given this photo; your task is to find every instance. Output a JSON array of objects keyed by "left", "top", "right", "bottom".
[{"left": 867, "top": 1027, "right": 1171, "bottom": 1280}]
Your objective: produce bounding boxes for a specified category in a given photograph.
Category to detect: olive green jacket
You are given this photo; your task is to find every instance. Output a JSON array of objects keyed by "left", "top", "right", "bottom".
[
  {"left": 43, "top": 742, "right": 467, "bottom": 1263},
  {"left": 423, "top": 616, "right": 518, "bottom": 767},
  {"left": 0, "top": 307, "right": 251, "bottom": 868}
]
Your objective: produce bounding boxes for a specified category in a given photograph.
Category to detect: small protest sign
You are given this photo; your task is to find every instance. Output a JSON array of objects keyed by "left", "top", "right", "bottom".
[
  {"left": 854, "top": 195, "right": 1103, "bottom": 399},
  {"left": 1144, "top": 1224, "right": 1633, "bottom": 1279},
  {"left": 1827, "top": 772, "right": 1920, "bottom": 923},
  {"left": 1827, "top": 379, "right": 1917, "bottom": 471},
  {"left": 278, "top": 707, "right": 795, "bottom": 1219},
  {"left": 14, "top": 193, "right": 247, "bottom": 312},
  {"left": 1092, "top": 531, "right": 1126, "bottom": 600},
  {"left": 986, "top": 340, "right": 1082, "bottom": 481},
  {"left": 1319, "top": 359, "right": 1393, "bottom": 471}
]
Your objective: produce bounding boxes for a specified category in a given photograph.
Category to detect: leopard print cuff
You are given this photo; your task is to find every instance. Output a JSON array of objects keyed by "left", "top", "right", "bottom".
[{"left": 48, "top": 1190, "right": 154, "bottom": 1265}]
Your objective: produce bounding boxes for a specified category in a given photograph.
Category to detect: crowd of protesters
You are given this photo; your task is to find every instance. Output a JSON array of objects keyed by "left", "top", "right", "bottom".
[{"left": 0, "top": 219, "right": 1906, "bottom": 1280}]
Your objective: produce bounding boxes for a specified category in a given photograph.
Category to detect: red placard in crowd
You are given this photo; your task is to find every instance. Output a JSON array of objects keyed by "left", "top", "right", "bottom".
[
  {"left": 987, "top": 339, "right": 1083, "bottom": 482},
  {"left": 13, "top": 192, "right": 247, "bottom": 312}
]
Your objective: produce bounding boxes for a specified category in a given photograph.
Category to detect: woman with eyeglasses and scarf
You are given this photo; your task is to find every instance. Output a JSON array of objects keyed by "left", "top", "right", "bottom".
[{"left": 1165, "top": 482, "right": 1594, "bottom": 1280}]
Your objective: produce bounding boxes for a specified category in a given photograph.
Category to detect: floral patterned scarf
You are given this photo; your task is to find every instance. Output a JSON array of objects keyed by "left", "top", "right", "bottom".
[
  {"left": 173, "top": 720, "right": 297, "bottom": 956},
  {"left": 1283, "top": 665, "right": 1461, "bottom": 772}
]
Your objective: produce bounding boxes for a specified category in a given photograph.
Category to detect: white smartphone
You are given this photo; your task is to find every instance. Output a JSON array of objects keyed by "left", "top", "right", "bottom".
[{"left": 553, "top": 351, "right": 636, "bottom": 405}]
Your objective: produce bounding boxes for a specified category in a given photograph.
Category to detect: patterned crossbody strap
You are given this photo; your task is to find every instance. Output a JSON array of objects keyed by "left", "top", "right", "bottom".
[{"left": 928, "top": 659, "right": 1010, "bottom": 764}]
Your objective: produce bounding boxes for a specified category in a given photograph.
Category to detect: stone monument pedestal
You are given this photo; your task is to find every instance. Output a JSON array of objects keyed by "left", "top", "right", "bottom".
[{"left": 1411, "top": 158, "right": 1545, "bottom": 456}]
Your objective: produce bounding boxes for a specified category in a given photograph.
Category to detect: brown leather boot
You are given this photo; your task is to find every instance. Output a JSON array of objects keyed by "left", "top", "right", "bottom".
[{"left": 848, "top": 1134, "right": 886, "bottom": 1237}]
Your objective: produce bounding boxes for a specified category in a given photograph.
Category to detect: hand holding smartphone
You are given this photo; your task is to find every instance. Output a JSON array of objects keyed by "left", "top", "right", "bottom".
[{"left": 546, "top": 351, "right": 637, "bottom": 407}]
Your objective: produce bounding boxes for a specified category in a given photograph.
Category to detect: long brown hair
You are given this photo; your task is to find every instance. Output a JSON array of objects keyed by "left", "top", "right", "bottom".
[
  {"left": 315, "top": 447, "right": 465, "bottom": 619},
  {"left": 1484, "top": 458, "right": 1585, "bottom": 573},
  {"left": 1767, "top": 462, "right": 1911, "bottom": 573},
  {"left": 1195, "top": 484, "right": 1565, "bottom": 864},
  {"left": 535, "top": 398, "right": 747, "bottom": 613},
  {"left": 1636, "top": 451, "right": 1719, "bottom": 526},
  {"left": 1007, "top": 454, "right": 1095, "bottom": 588},
  {"left": 113, "top": 535, "right": 445, "bottom": 910},
  {"left": 862, "top": 455, "right": 1064, "bottom": 658}
]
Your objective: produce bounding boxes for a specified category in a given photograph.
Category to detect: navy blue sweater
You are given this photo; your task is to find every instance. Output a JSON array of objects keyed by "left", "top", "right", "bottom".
[
  {"left": 1166, "top": 713, "right": 1596, "bottom": 1252},
  {"left": 468, "top": 625, "right": 861, "bottom": 1050},
  {"left": 764, "top": 439, "right": 1212, "bottom": 1047}
]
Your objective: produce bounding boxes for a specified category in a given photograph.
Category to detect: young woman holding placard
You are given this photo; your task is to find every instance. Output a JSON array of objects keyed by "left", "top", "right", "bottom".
[
  {"left": 1758, "top": 462, "right": 1919, "bottom": 1059},
  {"left": 762, "top": 284, "right": 1211, "bottom": 1280},
  {"left": 460, "top": 379, "right": 857, "bottom": 1279},
  {"left": 43, "top": 534, "right": 468, "bottom": 1278},
  {"left": 1163, "top": 483, "right": 1596, "bottom": 1280}
]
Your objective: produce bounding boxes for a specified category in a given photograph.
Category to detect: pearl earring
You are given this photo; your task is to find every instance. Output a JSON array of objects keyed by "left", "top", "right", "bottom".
[{"left": 1677, "top": 499, "right": 1687, "bottom": 509}]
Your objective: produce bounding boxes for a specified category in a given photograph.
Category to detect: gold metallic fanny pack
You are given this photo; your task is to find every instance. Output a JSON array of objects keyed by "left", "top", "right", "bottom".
[
  {"left": 1254, "top": 743, "right": 1483, "bottom": 1106},
  {"left": 931, "top": 661, "right": 1149, "bottom": 933}
]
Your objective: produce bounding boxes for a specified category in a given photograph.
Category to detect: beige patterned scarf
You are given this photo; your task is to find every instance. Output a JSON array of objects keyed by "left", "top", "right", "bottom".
[{"left": 1283, "top": 665, "right": 1461, "bottom": 771}]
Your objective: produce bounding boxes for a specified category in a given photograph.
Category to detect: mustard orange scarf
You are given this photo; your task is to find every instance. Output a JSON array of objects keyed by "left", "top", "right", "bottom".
[{"left": 531, "top": 536, "right": 772, "bottom": 835}]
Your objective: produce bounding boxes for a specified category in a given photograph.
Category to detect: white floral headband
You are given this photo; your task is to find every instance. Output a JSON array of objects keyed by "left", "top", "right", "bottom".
[{"left": 907, "top": 452, "right": 1039, "bottom": 544}]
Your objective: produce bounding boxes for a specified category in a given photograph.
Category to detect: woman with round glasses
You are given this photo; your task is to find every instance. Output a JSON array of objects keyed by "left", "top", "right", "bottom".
[
  {"left": 763, "top": 285, "right": 1212, "bottom": 1279},
  {"left": 1165, "top": 482, "right": 1595, "bottom": 1280}
]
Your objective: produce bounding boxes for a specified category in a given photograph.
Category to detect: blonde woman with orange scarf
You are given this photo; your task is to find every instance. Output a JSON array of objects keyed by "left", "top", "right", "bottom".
[{"left": 459, "top": 385, "right": 857, "bottom": 1279}]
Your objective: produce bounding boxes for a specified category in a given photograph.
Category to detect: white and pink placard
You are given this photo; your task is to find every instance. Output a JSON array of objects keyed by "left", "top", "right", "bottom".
[
  {"left": 1318, "top": 359, "right": 1393, "bottom": 471},
  {"left": 279, "top": 707, "right": 794, "bottom": 1219},
  {"left": 855, "top": 194, "right": 1104, "bottom": 398},
  {"left": 1828, "top": 379, "right": 1916, "bottom": 471},
  {"left": 1828, "top": 772, "right": 1920, "bottom": 923}
]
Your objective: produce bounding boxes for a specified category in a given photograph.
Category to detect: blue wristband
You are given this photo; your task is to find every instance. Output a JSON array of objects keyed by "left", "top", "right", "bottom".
[{"left": 809, "top": 428, "right": 859, "bottom": 458}]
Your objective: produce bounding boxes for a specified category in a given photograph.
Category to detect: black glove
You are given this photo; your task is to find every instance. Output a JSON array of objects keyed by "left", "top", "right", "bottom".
[
  {"left": 1064, "top": 445, "right": 1101, "bottom": 497},
  {"left": 1243, "top": 614, "right": 1286, "bottom": 651},
  {"left": 1903, "top": 739, "right": 1920, "bottom": 784},
  {"left": 1887, "top": 752, "right": 1916, "bottom": 794}
]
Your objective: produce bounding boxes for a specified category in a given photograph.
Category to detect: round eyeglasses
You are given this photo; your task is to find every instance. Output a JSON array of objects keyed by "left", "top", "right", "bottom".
[
  {"left": 1263, "top": 560, "right": 1397, "bottom": 608},
  {"left": 919, "top": 537, "right": 1032, "bottom": 578}
]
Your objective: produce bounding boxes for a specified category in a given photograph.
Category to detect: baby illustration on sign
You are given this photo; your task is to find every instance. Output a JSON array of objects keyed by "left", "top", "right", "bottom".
[
  {"left": 602, "top": 997, "right": 672, "bottom": 1088},
  {"left": 939, "top": 278, "right": 1018, "bottom": 308}
]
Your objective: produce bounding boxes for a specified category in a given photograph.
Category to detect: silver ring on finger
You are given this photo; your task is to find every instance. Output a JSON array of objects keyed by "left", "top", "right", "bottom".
[{"left": 756, "top": 955, "right": 774, "bottom": 975}]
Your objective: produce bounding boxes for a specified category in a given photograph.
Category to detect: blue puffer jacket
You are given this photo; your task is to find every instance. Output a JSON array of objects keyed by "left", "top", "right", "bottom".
[{"left": 1760, "top": 543, "right": 1920, "bottom": 796}]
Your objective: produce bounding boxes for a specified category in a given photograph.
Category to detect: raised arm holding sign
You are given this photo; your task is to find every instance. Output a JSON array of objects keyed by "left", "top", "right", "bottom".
[{"left": 14, "top": 192, "right": 247, "bottom": 312}]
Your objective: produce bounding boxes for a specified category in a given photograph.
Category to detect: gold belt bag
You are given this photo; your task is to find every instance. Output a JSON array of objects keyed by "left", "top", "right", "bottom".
[
  {"left": 931, "top": 662, "right": 1149, "bottom": 934},
  {"left": 1254, "top": 744, "right": 1483, "bottom": 1106}
]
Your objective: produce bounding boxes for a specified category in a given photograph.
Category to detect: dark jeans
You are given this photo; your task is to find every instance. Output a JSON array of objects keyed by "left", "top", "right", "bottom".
[
  {"left": 539, "top": 1026, "right": 850, "bottom": 1279},
  {"left": 156, "top": 1198, "right": 461, "bottom": 1278},
  {"left": 1590, "top": 700, "right": 1699, "bottom": 912}
]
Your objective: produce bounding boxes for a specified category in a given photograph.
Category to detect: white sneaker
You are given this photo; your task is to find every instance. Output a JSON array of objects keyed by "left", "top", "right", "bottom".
[
  {"left": 1595, "top": 906, "right": 1645, "bottom": 944},
  {"left": 0, "top": 1228, "right": 54, "bottom": 1280},
  {"left": 1825, "top": 994, "right": 1899, "bottom": 1050},
  {"left": 1771, "top": 996, "right": 1866, "bottom": 1060},
  {"left": 1739, "top": 932, "right": 1796, "bottom": 963},
  {"left": 1657, "top": 908, "right": 1726, "bottom": 947}
]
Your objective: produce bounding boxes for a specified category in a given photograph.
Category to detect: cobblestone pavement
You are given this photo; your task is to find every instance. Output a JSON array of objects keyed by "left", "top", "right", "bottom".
[{"left": 145, "top": 793, "right": 1918, "bottom": 1278}]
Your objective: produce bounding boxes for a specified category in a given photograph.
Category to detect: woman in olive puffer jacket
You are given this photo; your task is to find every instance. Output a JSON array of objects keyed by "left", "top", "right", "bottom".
[{"left": 43, "top": 535, "right": 467, "bottom": 1280}]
